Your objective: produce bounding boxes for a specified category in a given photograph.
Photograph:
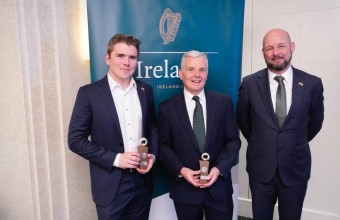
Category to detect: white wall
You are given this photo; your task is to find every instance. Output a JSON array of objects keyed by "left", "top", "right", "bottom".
[{"left": 239, "top": 0, "right": 340, "bottom": 219}]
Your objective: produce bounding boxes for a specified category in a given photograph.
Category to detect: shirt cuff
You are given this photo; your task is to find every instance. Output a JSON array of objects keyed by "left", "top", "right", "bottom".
[
  {"left": 113, "top": 153, "right": 121, "bottom": 167},
  {"left": 151, "top": 154, "right": 156, "bottom": 162}
]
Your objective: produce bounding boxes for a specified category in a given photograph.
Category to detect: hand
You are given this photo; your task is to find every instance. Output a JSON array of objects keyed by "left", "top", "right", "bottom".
[
  {"left": 180, "top": 167, "right": 202, "bottom": 187},
  {"left": 136, "top": 154, "right": 155, "bottom": 174},
  {"left": 119, "top": 152, "right": 141, "bottom": 169},
  {"left": 200, "top": 167, "right": 220, "bottom": 188}
]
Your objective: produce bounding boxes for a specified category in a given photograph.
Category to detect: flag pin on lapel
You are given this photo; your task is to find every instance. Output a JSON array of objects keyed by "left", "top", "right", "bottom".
[{"left": 298, "top": 82, "right": 304, "bottom": 86}]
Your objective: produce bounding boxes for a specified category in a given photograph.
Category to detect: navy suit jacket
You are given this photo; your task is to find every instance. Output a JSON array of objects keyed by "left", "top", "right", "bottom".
[
  {"left": 236, "top": 67, "right": 324, "bottom": 186},
  {"left": 158, "top": 90, "right": 241, "bottom": 204},
  {"left": 68, "top": 76, "right": 158, "bottom": 206}
]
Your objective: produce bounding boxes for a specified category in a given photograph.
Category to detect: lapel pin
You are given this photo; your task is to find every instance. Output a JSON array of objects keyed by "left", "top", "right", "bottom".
[
  {"left": 298, "top": 82, "right": 304, "bottom": 86},
  {"left": 141, "top": 87, "right": 145, "bottom": 91}
]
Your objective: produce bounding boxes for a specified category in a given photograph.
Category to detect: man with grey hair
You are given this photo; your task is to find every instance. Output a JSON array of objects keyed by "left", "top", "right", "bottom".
[{"left": 159, "top": 50, "right": 241, "bottom": 220}]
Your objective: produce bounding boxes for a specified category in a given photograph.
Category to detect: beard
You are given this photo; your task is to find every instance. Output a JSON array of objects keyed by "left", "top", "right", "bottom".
[{"left": 266, "top": 55, "right": 292, "bottom": 71}]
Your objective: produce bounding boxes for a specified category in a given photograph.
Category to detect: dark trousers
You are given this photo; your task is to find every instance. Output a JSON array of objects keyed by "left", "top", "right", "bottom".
[
  {"left": 96, "top": 170, "right": 151, "bottom": 220},
  {"left": 249, "top": 170, "right": 308, "bottom": 220},
  {"left": 174, "top": 190, "right": 233, "bottom": 220}
]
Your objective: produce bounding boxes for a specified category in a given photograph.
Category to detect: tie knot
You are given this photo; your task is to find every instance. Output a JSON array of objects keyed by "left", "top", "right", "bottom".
[
  {"left": 274, "top": 75, "right": 284, "bottom": 83},
  {"left": 192, "top": 96, "right": 200, "bottom": 103}
]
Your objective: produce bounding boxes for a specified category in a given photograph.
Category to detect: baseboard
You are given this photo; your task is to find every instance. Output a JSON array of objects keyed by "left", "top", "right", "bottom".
[{"left": 238, "top": 198, "right": 252, "bottom": 218}]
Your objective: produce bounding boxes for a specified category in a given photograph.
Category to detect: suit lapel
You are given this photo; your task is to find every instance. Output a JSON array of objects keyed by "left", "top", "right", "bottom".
[
  {"left": 285, "top": 68, "right": 305, "bottom": 123},
  {"left": 136, "top": 81, "right": 147, "bottom": 136},
  {"left": 204, "top": 91, "right": 214, "bottom": 152},
  {"left": 174, "top": 93, "right": 200, "bottom": 150},
  {"left": 256, "top": 70, "right": 278, "bottom": 125},
  {"left": 96, "top": 76, "right": 122, "bottom": 137}
]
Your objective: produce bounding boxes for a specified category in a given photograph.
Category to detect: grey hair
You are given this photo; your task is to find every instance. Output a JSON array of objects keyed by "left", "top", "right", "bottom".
[{"left": 181, "top": 50, "right": 208, "bottom": 69}]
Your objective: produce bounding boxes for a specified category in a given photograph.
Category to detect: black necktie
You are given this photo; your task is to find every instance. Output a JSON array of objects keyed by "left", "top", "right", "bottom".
[
  {"left": 192, "top": 96, "right": 205, "bottom": 153},
  {"left": 274, "top": 75, "right": 287, "bottom": 127}
]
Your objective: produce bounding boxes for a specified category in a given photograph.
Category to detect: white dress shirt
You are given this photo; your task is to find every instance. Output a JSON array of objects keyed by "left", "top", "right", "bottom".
[
  {"left": 183, "top": 89, "right": 207, "bottom": 132},
  {"left": 107, "top": 73, "right": 142, "bottom": 167},
  {"left": 269, "top": 66, "right": 293, "bottom": 114}
]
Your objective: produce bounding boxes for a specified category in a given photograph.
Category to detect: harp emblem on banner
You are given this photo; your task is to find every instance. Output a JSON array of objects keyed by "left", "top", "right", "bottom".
[{"left": 159, "top": 8, "right": 181, "bottom": 45}]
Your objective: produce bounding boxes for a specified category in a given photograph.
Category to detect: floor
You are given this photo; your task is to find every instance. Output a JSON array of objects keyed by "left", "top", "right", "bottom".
[{"left": 238, "top": 216, "right": 253, "bottom": 220}]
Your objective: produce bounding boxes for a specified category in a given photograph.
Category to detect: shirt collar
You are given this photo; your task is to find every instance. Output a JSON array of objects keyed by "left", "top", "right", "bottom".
[
  {"left": 107, "top": 72, "right": 136, "bottom": 92},
  {"left": 183, "top": 88, "right": 206, "bottom": 103},
  {"left": 268, "top": 65, "right": 293, "bottom": 85}
]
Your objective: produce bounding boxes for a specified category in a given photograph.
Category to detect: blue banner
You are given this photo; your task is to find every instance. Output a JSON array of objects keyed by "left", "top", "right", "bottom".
[{"left": 87, "top": 0, "right": 244, "bottom": 200}]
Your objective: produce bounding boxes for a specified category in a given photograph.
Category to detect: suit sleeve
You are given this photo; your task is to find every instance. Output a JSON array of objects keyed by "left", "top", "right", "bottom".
[
  {"left": 307, "top": 78, "right": 324, "bottom": 141},
  {"left": 215, "top": 96, "right": 241, "bottom": 177},
  {"left": 236, "top": 79, "right": 251, "bottom": 140},
  {"left": 68, "top": 87, "right": 116, "bottom": 171}
]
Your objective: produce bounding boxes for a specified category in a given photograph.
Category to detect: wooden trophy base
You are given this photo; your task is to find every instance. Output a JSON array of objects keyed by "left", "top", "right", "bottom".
[
  {"left": 199, "top": 160, "right": 209, "bottom": 184},
  {"left": 138, "top": 145, "right": 148, "bottom": 170}
]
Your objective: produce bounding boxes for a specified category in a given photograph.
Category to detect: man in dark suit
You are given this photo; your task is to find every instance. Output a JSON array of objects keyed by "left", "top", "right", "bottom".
[
  {"left": 158, "top": 50, "right": 241, "bottom": 220},
  {"left": 68, "top": 34, "right": 157, "bottom": 220},
  {"left": 237, "top": 28, "right": 324, "bottom": 220}
]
